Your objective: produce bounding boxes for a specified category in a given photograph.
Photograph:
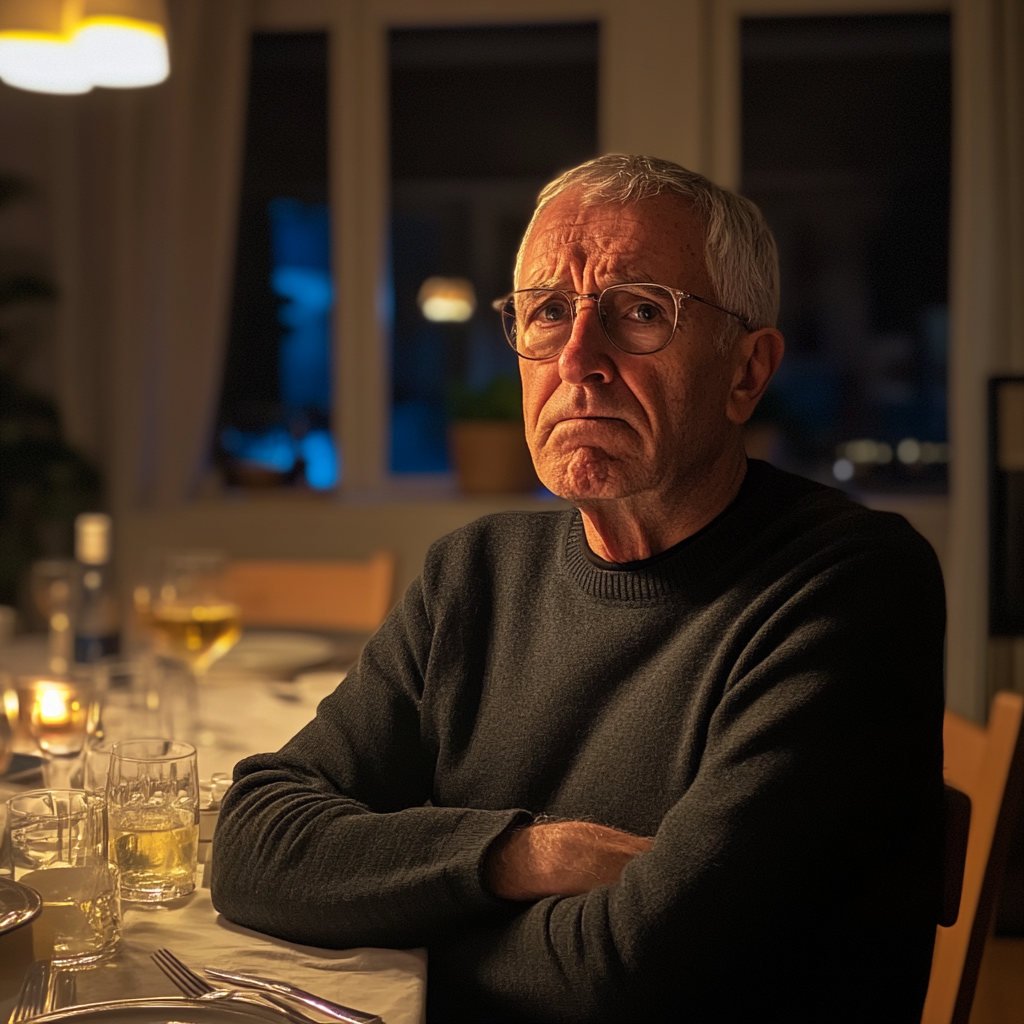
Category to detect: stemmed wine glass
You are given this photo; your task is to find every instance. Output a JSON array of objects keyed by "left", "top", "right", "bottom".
[
  {"left": 30, "top": 559, "right": 80, "bottom": 675},
  {"left": 145, "top": 551, "right": 242, "bottom": 681},
  {"left": 16, "top": 673, "right": 99, "bottom": 788}
]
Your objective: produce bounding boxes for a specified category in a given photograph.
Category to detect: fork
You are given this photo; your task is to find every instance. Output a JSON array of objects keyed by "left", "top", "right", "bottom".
[
  {"left": 9, "top": 961, "right": 77, "bottom": 1023},
  {"left": 151, "top": 949, "right": 315, "bottom": 1024}
]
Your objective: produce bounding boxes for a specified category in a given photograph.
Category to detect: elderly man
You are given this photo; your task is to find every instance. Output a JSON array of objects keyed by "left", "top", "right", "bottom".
[{"left": 213, "top": 155, "right": 945, "bottom": 1023}]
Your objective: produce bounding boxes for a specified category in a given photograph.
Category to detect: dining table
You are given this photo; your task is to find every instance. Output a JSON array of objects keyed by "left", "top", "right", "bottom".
[{"left": 0, "top": 641, "right": 428, "bottom": 1024}]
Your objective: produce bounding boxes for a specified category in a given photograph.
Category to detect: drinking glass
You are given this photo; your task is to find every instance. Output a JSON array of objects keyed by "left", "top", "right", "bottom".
[
  {"left": 5, "top": 789, "right": 122, "bottom": 966},
  {"left": 15, "top": 675, "right": 98, "bottom": 789},
  {"left": 106, "top": 738, "right": 199, "bottom": 902},
  {"left": 30, "top": 560, "right": 80, "bottom": 675},
  {"left": 83, "top": 739, "right": 115, "bottom": 793},
  {"left": 147, "top": 551, "right": 242, "bottom": 680}
]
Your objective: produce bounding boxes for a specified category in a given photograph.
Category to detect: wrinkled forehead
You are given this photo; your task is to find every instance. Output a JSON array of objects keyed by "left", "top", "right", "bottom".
[{"left": 515, "top": 191, "right": 707, "bottom": 289}]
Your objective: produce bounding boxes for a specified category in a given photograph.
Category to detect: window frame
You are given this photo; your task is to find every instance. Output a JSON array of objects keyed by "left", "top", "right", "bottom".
[{"left": 252, "top": 0, "right": 1008, "bottom": 724}]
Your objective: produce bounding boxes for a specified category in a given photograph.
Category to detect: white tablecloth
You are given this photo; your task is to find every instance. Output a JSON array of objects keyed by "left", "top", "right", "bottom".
[{"left": 1, "top": 664, "right": 429, "bottom": 1024}]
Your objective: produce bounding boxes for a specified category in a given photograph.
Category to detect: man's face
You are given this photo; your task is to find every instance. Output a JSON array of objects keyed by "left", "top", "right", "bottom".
[{"left": 518, "top": 191, "right": 742, "bottom": 504}]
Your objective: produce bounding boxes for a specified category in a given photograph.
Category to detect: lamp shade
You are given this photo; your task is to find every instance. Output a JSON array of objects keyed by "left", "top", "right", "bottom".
[
  {"left": 0, "top": 0, "right": 169, "bottom": 94},
  {"left": 74, "top": 0, "right": 169, "bottom": 87},
  {"left": 0, "top": 0, "right": 91, "bottom": 93}
]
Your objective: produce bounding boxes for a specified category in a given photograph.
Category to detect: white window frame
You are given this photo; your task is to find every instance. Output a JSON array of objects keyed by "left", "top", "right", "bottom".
[{"left": 253, "top": 0, "right": 1012, "bottom": 722}]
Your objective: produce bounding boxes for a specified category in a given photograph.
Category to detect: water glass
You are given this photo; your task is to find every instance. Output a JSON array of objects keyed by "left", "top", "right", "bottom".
[
  {"left": 106, "top": 739, "right": 199, "bottom": 902},
  {"left": 83, "top": 739, "right": 115, "bottom": 793},
  {"left": 5, "top": 790, "right": 122, "bottom": 967}
]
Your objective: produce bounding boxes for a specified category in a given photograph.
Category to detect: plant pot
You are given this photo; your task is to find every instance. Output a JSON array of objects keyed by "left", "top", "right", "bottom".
[{"left": 449, "top": 421, "right": 539, "bottom": 494}]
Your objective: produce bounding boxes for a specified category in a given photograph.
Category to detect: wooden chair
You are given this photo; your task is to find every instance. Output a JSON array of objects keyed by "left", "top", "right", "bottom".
[
  {"left": 222, "top": 551, "right": 396, "bottom": 633},
  {"left": 921, "top": 691, "right": 1024, "bottom": 1024}
]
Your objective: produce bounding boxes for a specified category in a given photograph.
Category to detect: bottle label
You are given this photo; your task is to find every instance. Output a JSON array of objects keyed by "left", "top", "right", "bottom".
[{"left": 75, "top": 633, "right": 121, "bottom": 664}]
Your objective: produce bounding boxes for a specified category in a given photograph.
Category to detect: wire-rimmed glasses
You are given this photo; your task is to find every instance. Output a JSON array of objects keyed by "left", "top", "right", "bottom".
[{"left": 493, "top": 282, "right": 751, "bottom": 360}]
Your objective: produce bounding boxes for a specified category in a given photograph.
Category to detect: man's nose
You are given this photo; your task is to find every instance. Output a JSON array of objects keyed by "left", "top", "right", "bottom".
[{"left": 558, "top": 298, "right": 615, "bottom": 385}]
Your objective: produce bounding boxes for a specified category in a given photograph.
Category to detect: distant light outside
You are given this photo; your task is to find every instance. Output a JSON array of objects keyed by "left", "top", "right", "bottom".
[{"left": 418, "top": 277, "right": 476, "bottom": 322}]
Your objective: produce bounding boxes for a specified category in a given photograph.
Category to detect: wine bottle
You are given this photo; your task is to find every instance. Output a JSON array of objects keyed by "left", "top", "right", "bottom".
[{"left": 74, "top": 513, "right": 121, "bottom": 663}]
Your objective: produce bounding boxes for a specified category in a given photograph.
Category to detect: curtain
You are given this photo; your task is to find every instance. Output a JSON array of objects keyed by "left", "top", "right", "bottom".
[
  {"left": 946, "top": 0, "right": 1024, "bottom": 719},
  {"left": 48, "top": 0, "right": 251, "bottom": 515}
]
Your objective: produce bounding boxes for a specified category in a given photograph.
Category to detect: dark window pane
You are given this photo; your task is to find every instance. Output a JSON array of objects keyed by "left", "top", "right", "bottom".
[
  {"left": 217, "top": 32, "right": 337, "bottom": 489},
  {"left": 741, "top": 13, "right": 951, "bottom": 493},
  {"left": 389, "top": 23, "right": 599, "bottom": 474}
]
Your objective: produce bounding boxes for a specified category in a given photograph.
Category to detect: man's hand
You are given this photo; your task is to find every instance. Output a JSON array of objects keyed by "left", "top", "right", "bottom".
[{"left": 483, "top": 821, "right": 654, "bottom": 901}]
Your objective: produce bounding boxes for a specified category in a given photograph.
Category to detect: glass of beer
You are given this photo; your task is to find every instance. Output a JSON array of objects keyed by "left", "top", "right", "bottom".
[
  {"left": 5, "top": 790, "right": 122, "bottom": 966},
  {"left": 148, "top": 551, "right": 242, "bottom": 679},
  {"left": 106, "top": 738, "right": 199, "bottom": 902}
]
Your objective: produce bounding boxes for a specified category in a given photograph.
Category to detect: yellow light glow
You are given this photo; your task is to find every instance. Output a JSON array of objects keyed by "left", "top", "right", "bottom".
[
  {"left": 0, "top": 1, "right": 168, "bottom": 94},
  {"left": 417, "top": 277, "right": 476, "bottom": 323},
  {"left": 38, "top": 686, "right": 71, "bottom": 727},
  {"left": 3, "top": 688, "right": 18, "bottom": 726},
  {"left": 74, "top": 17, "right": 168, "bottom": 88},
  {"left": 0, "top": 32, "right": 92, "bottom": 94}
]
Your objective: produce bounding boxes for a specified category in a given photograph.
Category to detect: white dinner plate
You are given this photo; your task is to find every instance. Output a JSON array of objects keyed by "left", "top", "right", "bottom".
[{"left": 208, "top": 630, "right": 338, "bottom": 681}]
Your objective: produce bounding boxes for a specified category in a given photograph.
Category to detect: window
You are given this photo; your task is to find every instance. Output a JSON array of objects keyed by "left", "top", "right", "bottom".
[
  {"left": 741, "top": 13, "right": 951, "bottom": 493},
  {"left": 388, "top": 23, "right": 599, "bottom": 474},
  {"left": 216, "top": 31, "right": 338, "bottom": 490}
]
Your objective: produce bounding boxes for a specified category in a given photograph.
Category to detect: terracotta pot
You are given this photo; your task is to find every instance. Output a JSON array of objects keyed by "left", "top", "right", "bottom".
[{"left": 449, "top": 421, "right": 539, "bottom": 494}]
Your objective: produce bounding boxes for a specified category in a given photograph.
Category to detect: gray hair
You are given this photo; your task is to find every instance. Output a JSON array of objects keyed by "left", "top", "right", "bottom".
[{"left": 516, "top": 154, "right": 780, "bottom": 350}]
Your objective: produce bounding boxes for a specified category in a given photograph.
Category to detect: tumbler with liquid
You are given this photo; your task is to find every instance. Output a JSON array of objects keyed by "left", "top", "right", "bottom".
[
  {"left": 4, "top": 790, "right": 122, "bottom": 967},
  {"left": 106, "top": 738, "right": 199, "bottom": 901}
]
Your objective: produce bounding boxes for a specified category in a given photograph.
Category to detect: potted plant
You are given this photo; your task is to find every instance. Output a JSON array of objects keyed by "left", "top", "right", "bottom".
[
  {"left": 0, "top": 175, "right": 101, "bottom": 610},
  {"left": 448, "top": 376, "right": 538, "bottom": 494}
]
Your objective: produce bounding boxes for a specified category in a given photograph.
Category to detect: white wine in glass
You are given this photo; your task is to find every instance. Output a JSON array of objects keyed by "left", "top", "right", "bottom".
[
  {"left": 148, "top": 551, "right": 241, "bottom": 678},
  {"left": 150, "top": 600, "right": 242, "bottom": 674}
]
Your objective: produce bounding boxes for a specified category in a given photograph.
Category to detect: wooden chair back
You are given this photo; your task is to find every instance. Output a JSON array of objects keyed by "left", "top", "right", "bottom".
[
  {"left": 223, "top": 551, "right": 396, "bottom": 633},
  {"left": 921, "top": 691, "right": 1024, "bottom": 1024}
]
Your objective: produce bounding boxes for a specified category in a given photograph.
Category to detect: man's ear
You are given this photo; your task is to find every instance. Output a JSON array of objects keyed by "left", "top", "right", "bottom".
[{"left": 726, "top": 328, "right": 785, "bottom": 426}]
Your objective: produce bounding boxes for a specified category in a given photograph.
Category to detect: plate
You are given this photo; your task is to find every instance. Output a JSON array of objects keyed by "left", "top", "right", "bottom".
[
  {"left": 208, "top": 631, "right": 338, "bottom": 681},
  {"left": 0, "top": 876, "right": 43, "bottom": 935},
  {"left": 31, "top": 996, "right": 293, "bottom": 1022}
]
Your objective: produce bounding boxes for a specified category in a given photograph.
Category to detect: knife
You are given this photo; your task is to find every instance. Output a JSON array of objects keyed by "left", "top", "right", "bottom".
[{"left": 203, "top": 968, "right": 383, "bottom": 1024}]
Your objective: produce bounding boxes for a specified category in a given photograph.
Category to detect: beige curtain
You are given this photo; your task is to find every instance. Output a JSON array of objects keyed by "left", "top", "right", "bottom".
[
  {"left": 48, "top": 0, "right": 251, "bottom": 515},
  {"left": 946, "top": 0, "right": 1024, "bottom": 719}
]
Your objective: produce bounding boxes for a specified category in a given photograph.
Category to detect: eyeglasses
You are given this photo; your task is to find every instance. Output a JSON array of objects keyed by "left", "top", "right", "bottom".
[{"left": 492, "top": 283, "right": 752, "bottom": 361}]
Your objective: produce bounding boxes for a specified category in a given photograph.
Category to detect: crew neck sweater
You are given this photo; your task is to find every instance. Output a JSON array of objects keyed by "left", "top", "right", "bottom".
[{"left": 212, "top": 460, "right": 946, "bottom": 1023}]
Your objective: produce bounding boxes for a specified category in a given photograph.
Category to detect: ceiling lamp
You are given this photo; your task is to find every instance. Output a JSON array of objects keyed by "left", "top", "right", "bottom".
[
  {"left": 418, "top": 276, "right": 476, "bottom": 323},
  {"left": 0, "top": 0, "right": 90, "bottom": 93},
  {"left": 0, "top": 0, "right": 169, "bottom": 95}
]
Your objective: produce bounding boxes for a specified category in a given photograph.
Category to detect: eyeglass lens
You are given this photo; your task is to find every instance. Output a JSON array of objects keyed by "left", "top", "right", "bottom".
[{"left": 501, "top": 284, "right": 679, "bottom": 359}]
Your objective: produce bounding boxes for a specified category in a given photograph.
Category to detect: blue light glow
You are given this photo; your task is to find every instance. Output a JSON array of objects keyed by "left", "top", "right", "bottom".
[
  {"left": 269, "top": 198, "right": 333, "bottom": 416},
  {"left": 299, "top": 429, "right": 340, "bottom": 489},
  {"left": 221, "top": 426, "right": 297, "bottom": 473}
]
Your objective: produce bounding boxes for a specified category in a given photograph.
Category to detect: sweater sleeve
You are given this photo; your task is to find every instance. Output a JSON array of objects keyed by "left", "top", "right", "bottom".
[
  {"left": 426, "top": 534, "right": 946, "bottom": 1022},
  {"left": 210, "top": 574, "right": 531, "bottom": 948}
]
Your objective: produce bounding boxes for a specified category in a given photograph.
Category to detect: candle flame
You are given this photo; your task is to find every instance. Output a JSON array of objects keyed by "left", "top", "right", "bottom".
[{"left": 38, "top": 686, "right": 71, "bottom": 727}]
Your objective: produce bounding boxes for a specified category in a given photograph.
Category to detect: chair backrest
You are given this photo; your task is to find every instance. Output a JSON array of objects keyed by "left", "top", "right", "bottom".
[
  {"left": 920, "top": 691, "right": 1024, "bottom": 1024},
  {"left": 223, "top": 552, "right": 396, "bottom": 633}
]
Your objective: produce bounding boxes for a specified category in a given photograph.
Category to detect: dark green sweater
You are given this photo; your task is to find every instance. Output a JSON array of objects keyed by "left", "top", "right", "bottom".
[{"left": 212, "top": 461, "right": 945, "bottom": 1023}]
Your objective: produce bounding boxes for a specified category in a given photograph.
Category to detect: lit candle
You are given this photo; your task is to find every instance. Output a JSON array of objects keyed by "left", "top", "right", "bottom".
[{"left": 37, "top": 686, "right": 72, "bottom": 728}]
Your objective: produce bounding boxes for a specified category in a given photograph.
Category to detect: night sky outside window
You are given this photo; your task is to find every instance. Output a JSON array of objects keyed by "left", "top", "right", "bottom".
[{"left": 217, "top": 32, "right": 337, "bottom": 490}]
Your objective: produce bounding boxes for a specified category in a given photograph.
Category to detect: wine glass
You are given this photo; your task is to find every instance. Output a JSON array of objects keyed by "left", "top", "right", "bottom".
[
  {"left": 148, "top": 551, "right": 242, "bottom": 681},
  {"left": 30, "top": 559, "right": 80, "bottom": 675},
  {"left": 15, "top": 673, "right": 98, "bottom": 788}
]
